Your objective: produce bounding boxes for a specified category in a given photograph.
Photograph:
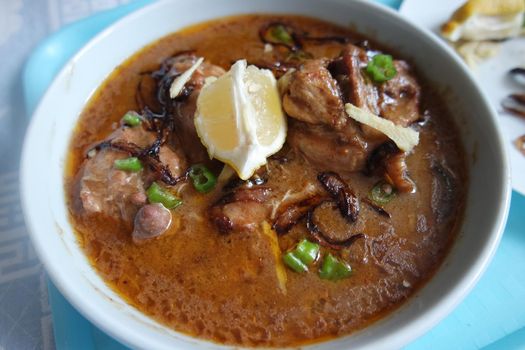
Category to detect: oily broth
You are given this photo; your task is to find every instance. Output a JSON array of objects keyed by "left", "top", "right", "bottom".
[{"left": 65, "top": 15, "right": 466, "bottom": 347}]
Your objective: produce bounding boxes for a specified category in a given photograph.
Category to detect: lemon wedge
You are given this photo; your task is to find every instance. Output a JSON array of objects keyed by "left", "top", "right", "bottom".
[
  {"left": 194, "top": 59, "right": 286, "bottom": 179},
  {"left": 441, "top": 0, "right": 525, "bottom": 41}
]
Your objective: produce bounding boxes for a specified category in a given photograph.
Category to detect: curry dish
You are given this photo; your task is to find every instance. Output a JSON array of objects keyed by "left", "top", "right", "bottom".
[{"left": 65, "top": 15, "right": 467, "bottom": 347}]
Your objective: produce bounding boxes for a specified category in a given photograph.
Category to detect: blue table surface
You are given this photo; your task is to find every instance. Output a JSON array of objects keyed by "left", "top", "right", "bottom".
[{"left": 24, "top": 0, "right": 525, "bottom": 349}]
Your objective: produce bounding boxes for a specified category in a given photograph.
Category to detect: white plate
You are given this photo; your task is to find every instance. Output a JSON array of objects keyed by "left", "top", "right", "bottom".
[{"left": 400, "top": 0, "right": 525, "bottom": 195}]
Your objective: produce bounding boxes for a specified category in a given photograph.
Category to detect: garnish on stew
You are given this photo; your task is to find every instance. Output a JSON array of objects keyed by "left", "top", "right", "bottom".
[
  {"left": 146, "top": 182, "right": 182, "bottom": 209},
  {"left": 366, "top": 54, "right": 397, "bottom": 83}
]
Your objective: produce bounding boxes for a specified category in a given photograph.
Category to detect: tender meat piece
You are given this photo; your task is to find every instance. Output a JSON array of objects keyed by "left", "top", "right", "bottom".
[
  {"left": 287, "top": 122, "right": 370, "bottom": 173},
  {"left": 281, "top": 59, "right": 347, "bottom": 129},
  {"left": 170, "top": 54, "right": 226, "bottom": 164},
  {"left": 366, "top": 141, "right": 416, "bottom": 193},
  {"left": 378, "top": 61, "right": 421, "bottom": 127},
  {"left": 330, "top": 45, "right": 421, "bottom": 128},
  {"left": 209, "top": 187, "right": 272, "bottom": 233},
  {"left": 157, "top": 145, "right": 186, "bottom": 180},
  {"left": 78, "top": 149, "right": 146, "bottom": 222},
  {"left": 168, "top": 54, "right": 226, "bottom": 89},
  {"left": 283, "top": 44, "right": 421, "bottom": 175},
  {"left": 77, "top": 125, "right": 185, "bottom": 222},
  {"left": 329, "top": 45, "right": 380, "bottom": 115},
  {"left": 366, "top": 141, "right": 398, "bottom": 175},
  {"left": 110, "top": 126, "right": 186, "bottom": 179},
  {"left": 132, "top": 203, "right": 172, "bottom": 244}
]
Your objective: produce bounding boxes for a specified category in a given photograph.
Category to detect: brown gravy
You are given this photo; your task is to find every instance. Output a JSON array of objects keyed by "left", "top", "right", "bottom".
[{"left": 65, "top": 15, "right": 467, "bottom": 347}]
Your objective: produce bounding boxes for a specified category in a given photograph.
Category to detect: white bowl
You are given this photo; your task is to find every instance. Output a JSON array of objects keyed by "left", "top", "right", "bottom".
[{"left": 20, "top": 0, "right": 511, "bottom": 349}]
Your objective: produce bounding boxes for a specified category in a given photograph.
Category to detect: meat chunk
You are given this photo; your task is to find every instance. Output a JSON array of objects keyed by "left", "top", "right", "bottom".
[
  {"left": 378, "top": 61, "right": 421, "bottom": 127},
  {"left": 287, "top": 122, "right": 370, "bottom": 173},
  {"left": 132, "top": 203, "right": 172, "bottom": 244},
  {"left": 281, "top": 59, "right": 347, "bottom": 129},
  {"left": 209, "top": 187, "right": 272, "bottom": 233},
  {"left": 366, "top": 141, "right": 416, "bottom": 193},
  {"left": 168, "top": 54, "right": 226, "bottom": 90},
  {"left": 330, "top": 45, "right": 380, "bottom": 115},
  {"left": 76, "top": 124, "right": 186, "bottom": 222},
  {"left": 330, "top": 45, "right": 421, "bottom": 140},
  {"left": 169, "top": 54, "right": 226, "bottom": 165},
  {"left": 282, "top": 44, "right": 421, "bottom": 175},
  {"left": 110, "top": 126, "right": 186, "bottom": 179},
  {"left": 78, "top": 149, "right": 146, "bottom": 222}
]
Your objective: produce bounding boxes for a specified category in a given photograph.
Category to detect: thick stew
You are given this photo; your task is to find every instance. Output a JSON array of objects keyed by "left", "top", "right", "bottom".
[{"left": 65, "top": 15, "right": 467, "bottom": 347}]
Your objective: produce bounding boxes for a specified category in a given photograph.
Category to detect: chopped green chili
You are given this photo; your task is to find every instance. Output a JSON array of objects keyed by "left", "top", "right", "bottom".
[
  {"left": 369, "top": 181, "right": 396, "bottom": 205},
  {"left": 319, "top": 254, "right": 352, "bottom": 281},
  {"left": 283, "top": 251, "right": 308, "bottom": 273},
  {"left": 113, "top": 157, "right": 143, "bottom": 172},
  {"left": 122, "top": 112, "right": 141, "bottom": 127},
  {"left": 282, "top": 239, "right": 320, "bottom": 273},
  {"left": 265, "top": 24, "right": 294, "bottom": 46},
  {"left": 188, "top": 164, "right": 217, "bottom": 193},
  {"left": 294, "top": 239, "right": 320, "bottom": 265},
  {"left": 366, "top": 54, "right": 397, "bottom": 83},
  {"left": 146, "top": 182, "right": 182, "bottom": 209}
]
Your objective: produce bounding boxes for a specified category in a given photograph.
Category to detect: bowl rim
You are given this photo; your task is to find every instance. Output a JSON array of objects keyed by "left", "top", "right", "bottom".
[{"left": 20, "top": 0, "right": 512, "bottom": 349}]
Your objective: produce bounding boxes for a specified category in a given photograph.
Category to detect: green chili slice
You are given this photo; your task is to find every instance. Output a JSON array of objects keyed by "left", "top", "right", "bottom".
[
  {"left": 113, "top": 157, "right": 143, "bottom": 172},
  {"left": 122, "top": 112, "right": 141, "bottom": 127},
  {"left": 319, "top": 254, "right": 352, "bottom": 281},
  {"left": 294, "top": 239, "right": 320, "bottom": 266},
  {"left": 262, "top": 23, "right": 295, "bottom": 46},
  {"left": 189, "top": 164, "right": 217, "bottom": 193},
  {"left": 146, "top": 182, "right": 182, "bottom": 209},
  {"left": 366, "top": 54, "right": 397, "bottom": 83},
  {"left": 283, "top": 252, "right": 308, "bottom": 273},
  {"left": 369, "top": 181, "right": 396, "bottom": 205},
  {"left": 282, "top": 239, "right": 319, "bottom": 273}
]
